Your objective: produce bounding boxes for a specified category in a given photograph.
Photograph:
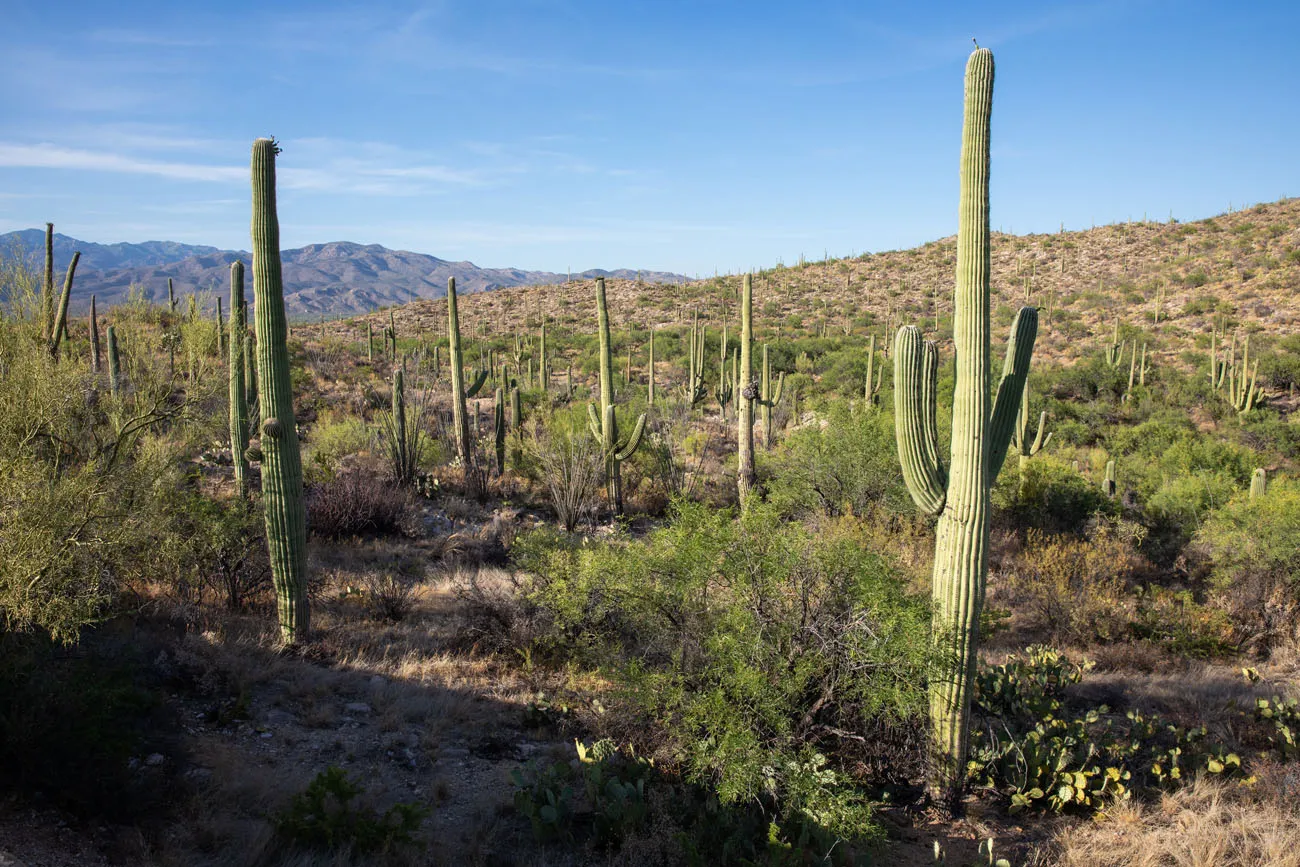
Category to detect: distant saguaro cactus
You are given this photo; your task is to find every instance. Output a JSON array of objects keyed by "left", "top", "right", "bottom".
[
  {"left": 107, "top": 325, "right": 121, "bottom": 398},
  {"left": 89, "top": 295, "right": 101, "bottom": 374},
  {"left": 758, "top": 343, "right": 784, "bottom": 450},
  {"left": 48, "top": 251, "right": 79, "bottom": 360},
  {"left": 587, "top": 277, "right": 646, "bottom": 516},
  {"left": 737, "top": 274, "right": 759, "bottom": 500},
  {"left": 447, "top": 276, "right": 490, "bottom": 467},
  {"left": 892, "top": 47, "right": 1037, "bottom": 809},
  {"left": 250, "top": 137, "right": 310, "bottom": 644},
  {"left": 229, "top": 261, "right": 249, "bottom": 499}
]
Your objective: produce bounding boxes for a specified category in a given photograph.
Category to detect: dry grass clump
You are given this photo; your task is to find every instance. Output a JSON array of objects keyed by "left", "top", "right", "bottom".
[{"left": 1053, "top": 770, "right": 1300, "bottom": 867}]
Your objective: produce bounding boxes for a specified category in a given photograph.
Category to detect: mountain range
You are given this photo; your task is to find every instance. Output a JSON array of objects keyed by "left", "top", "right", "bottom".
[{"left": 0, "top": 229, "right": 688, "bottom": 317}]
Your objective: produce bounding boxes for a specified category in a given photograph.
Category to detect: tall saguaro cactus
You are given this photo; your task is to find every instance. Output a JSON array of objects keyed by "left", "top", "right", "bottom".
[
  {"left": 229, "top": 261, "right": 249, "bottom": 499},
  {"left": 447, "top": 276, "right": 490, "bottom": 467},
  {"left": 737, "top": 273, "right": 758, "bottom": 501},
  {"left": 42, "top": 222, "right": 54, "bottom": 342},
  {"left": 758, "top": 343, "right": 784, "bottom": 449},
  {"left": 48, "top": 252, "right": 79, "bottom": 359},
  {"left": 250, "top": 138, "right": 309, "bottom": 644},
  {"left": 892, "top": 47, "right": 1037, "bottom": 808},
  {"left": 107, "top": 325, "right": 121, "bottom": 398},
  {"left": 89, "top": 295, "right": 101, "bottom": 374},
  {"left": 587, "top": 277, "right": 646, "bottom": 516}
]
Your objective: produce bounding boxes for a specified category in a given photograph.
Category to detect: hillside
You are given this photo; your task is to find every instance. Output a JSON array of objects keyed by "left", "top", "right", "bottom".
[
  {"left": 0, "top": 231, "right": 688, "bottom": 317},
  {"left": 324, "top": 198, "right": 1300, "bottom": 371}
]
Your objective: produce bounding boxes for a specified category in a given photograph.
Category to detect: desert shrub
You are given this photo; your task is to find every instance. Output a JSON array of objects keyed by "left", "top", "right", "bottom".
[
  {"left": 303, "top": 410, "right": 373, "bottom": 482},
  {"left": 152, "top": 494, "right": 272, "bottom": 610},
  {"left": 995, "top": 455, "right": 1116, "bottom": 535},
  {"left": 306, "top": 471, "right": 416, "bottom": 539},
  {"left": 1004, "top": 528, "right": 1142, "bottom": 644},
  {"left": 1194, "top": 478, "right": 1300, "bottom": 652},
  {"left": 765, "top": 403, "right": 909, "bottom": 518},
  {"left": 513, "top": 502, "right": 934, "bottom": 848},
  {"left": 360, "top": 571, "right": 420, "bottom": 622},
  {"left": 527, "top": 420, "right": 602, "bottom": 532},
  {"left": 0, "top": 630, "right": 171, "bottom": 820},
  {"left": 274, "top": 766, "right": 427, "bottom": 856}
]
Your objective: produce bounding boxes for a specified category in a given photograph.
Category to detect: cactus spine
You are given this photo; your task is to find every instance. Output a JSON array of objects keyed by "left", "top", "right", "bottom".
[
  {"left": 48, "top": 251, "right": 79, "bottom": 359},
  {"left": 587, "top": 277, "right": 646, "bottom": 516},
  {"left": 229, "top": 261, "right": 249, "bottom": 499},
  {"left": 447, "top": 276, "right": 490, "bottom": 467},
  {"left": 892, "top": 48, "right": 1037, "bottom": 807},
  {"left": 89, "top": 295, "right": 101, "bottom": 374},
  {"left": 107, "top": 325, "right": 121, "bottom": 398},
  {"left": 737, "top": 273, "right": 757, "bottom": 500},
  {"left": 250, "top": 138, "right": 309, "bottom": 644}
]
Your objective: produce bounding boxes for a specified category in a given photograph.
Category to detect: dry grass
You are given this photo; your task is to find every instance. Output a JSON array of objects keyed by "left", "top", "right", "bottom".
[{"left": 1052, "top": 770, "right": 1300, "bottom": 867}]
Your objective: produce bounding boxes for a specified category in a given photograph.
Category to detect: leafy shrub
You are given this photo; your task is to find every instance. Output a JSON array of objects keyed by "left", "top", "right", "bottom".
[
  {"left": 995, "top": 456, "right": 1116, "bottom": 535},
  {"left": 513, "top": 502, "right": 934, "bottom": 848},
  {"left": 1194, "top": 478, "right": 1300, "bottom": 652},
  {"left": 302, "top": 410, "right": 373, "bottom": 482},
  {"left": 306, "top": 471, "right": 416, "bottom": 539},
  {"left": 765, "top": 403, "right": 909, "bottom": 518},
  {"left": 275, "top": 766, "right": 427, "bottom": 855}
]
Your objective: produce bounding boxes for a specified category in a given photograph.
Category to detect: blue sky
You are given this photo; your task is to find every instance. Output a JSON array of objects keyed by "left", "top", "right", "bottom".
[{"left": 1, "top": 1, "right": 1296, "bottom": 276}]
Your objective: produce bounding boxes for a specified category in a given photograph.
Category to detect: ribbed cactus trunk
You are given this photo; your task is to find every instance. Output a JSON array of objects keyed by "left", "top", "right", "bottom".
[
  {"left": 41, "top": 223, "right": 55, "bottom": 341},
  {"left": 892, "top": 48, "right": 1036, "bottom": 810},
  {"left": 588, "top": 277, "right": 646, "bottom": 516},
  {"left": 1251, "top": 468, "right": 1267, "bottom": 500},
  {"left": 493, "top": 387, "right": 506, "bottom": 474},
  {"left": 229, "top": 261, "right": 249, "bottom": 499},
  {"left": 737, "top": 273, "right": 756, "bottom": 501},
  {"left": 48, "top": 252, "right": 79, "bottom": 360},
  {"left": 168, "top": 277, "right": 176, "bottom": 315},
  {"left": 539, "top": 318, "right": 549, "bottom": 394},
  {"left": 448, "top": 276, "right": 474, "bottom": 467},
  {"left": 250, "top": 138, "right": 309, "bottom": 644},
  {"left": 89, "top": 295, "right": 101, "bottom": 374},
  {"left": 107, "top": 325, "right": 121, "bottom": 398}
]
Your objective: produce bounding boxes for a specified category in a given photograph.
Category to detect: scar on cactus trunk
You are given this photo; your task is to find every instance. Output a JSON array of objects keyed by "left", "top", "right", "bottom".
[
  {"left": 892, "top": 47, "right": 1037, "bottom": 812},
  {"left": 250, "top": 138, "right": 310, "bottom": 645}
]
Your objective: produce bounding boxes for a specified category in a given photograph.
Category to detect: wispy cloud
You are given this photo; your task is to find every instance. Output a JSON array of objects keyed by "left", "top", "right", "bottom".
[{"left": 0, "top": 143, "right": 244, "bottom": 183}]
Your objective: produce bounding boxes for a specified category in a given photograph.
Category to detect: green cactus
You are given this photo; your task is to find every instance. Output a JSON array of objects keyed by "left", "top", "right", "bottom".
[
  {"left": 510, "top": 385, "right": 522, "bottom": 430},
  {"left": 168, "top": 277, "right": 176, "bottom": 315},
  {"left": 647, "top": 326, "right": 656, "bottom": 407},
  {"left": 447, "top": 276, "right": 490, "bottom": 467},
  {"left": 715, "top": 320, "right": 734, "bottom": 417},
  {"left": 737, "top": 273, "right": 757, "bottom": 500},
  {"left": 244, "top": 330, "right": 258, "bottom": 410},
  {"left": 1010, "top": 379, "right": 1050, "bottom": 496},
  {"left": 89, "top": 294, "right": 101, "bottom": 374},
  {"left": 864, "top": 333, "right": 883, "bottom": 407},
  {"left": 107, "top": 324, "right": 121, "bottom": 398},
  {"left": 586, "top": 277, "right": 646, "bottom": 516},
  {"left": 1225, "top": 333, "right": 1260, "bottom": 415},
  {"left": 367, "top": 321, "right": 374, "bottom": 363},
  {"left": 229, "top": 261, "right": 249, "bottom": 499},
  {"left": 1103, "top": 459, "right": 1117, "bottom": 498},
  {"left": 48, "top": 251, "right": 79, "bottom": 359},
  {"left": 539, "top": 317, "right": 549, "bottom": 393},
  {"left": 493, "top": 387, "right": 506, "bottom": 474},
  {"left": 682, "top": 311, "right": 707, "bottom": 407},
  {"left": 250, "top": 138, "right": 309, "bottom": 645},
  {"left": 1250, "top": 468, "right": 1267, "bottom": 500},
  {"left": 216, "top": 296, "right": 225, "bottom": 359},
  {"left": 1104, "top": 319, "right": 1122, "bottom": 367},
  {"left": 41, "top": 222, "right": 54, "bottom": 342},
  {"left": 892, "top": 47, "right": 1037, "bottom": 808},
  {"left": 758, "top": 343, "right": 784, "bottom": 449}
]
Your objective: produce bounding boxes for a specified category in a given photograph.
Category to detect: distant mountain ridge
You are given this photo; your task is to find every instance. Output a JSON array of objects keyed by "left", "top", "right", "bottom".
[{"left": 0, "top": 231, "right": 688, "bottom": 317}]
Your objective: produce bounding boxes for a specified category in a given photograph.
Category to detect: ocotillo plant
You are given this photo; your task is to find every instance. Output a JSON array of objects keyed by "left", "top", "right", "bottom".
[
  {"left": 892, "top": 47, "right": 1037, "bottom": 808},
  {"left": 1009, "top": 379, "right": 1050, "bottom": 494},
  {"left": 89, "top": 295, "right": 101, "bottom": 374},
  {"left": 758, "top": 343, "right": 784, "bottom": 450},
  {"left": 1250, "top": 468, "right": 1267, "bottom": 500},
  {"left": 229, "top": 261, "right": 249, "bottom": 499},
  {"left": 250, "top": 138, "right": 309, "bottom": 645},
  {"left": 48, "top": 251, "right": 79, "bottom": 359},
  {"left": 586, "top": 276, "right": 646, "bottom": 516},
  {"left": 447, "top": 276, "right": 490, "bottom": 467},
  {"left": 107, "top": 325, "right": 121, "bottom": 398},
  {"left": 737, "top": 273, "right": 757, "bottom": 500}
]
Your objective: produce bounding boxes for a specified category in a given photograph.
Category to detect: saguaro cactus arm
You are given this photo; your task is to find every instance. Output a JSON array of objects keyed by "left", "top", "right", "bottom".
[
  {"left": 48, "top": 251, "right": 80, "bottom": 359},
  {"left": 893, "top": 326, "right": 947, "bottom": 515},
  {"left": 614, "top": 412, "right": 647, "bottom": 461},
  {"left": 987, "top": 307, "right": 1039, "bottom": 479}
]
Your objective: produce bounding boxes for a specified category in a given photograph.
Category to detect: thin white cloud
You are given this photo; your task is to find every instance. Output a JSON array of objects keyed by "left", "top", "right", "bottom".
[{"left": 0, "top": 143, "right": 244, "bottom": 183}]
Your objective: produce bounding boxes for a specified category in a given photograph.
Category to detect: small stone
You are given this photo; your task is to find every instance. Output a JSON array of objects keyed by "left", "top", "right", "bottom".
[
  {"left": 345, "top": 702, "right": 372, "bottom": 714},
  {"left": 145, "top": 753, "right": 165, "bottom": 767}
]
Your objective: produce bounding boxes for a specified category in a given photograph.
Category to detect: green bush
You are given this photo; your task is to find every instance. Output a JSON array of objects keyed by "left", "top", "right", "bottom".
[
  {"left": 513, "top": 501, "right": 934, "bottom": 848},
  {"left": 275, "top": 766, "right": 427, "bottom": 856},
  {"left": 765, "top": 403, "right": 909, "bottom": 518}
]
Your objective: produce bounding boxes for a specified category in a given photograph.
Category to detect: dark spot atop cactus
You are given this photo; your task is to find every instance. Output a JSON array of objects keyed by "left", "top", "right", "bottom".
[
  {"left": 741, "top": 382, "right": 759, "bottom": 401},
  {"left": 263, "top": 418, "right": 282, "bottom": 438}
]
